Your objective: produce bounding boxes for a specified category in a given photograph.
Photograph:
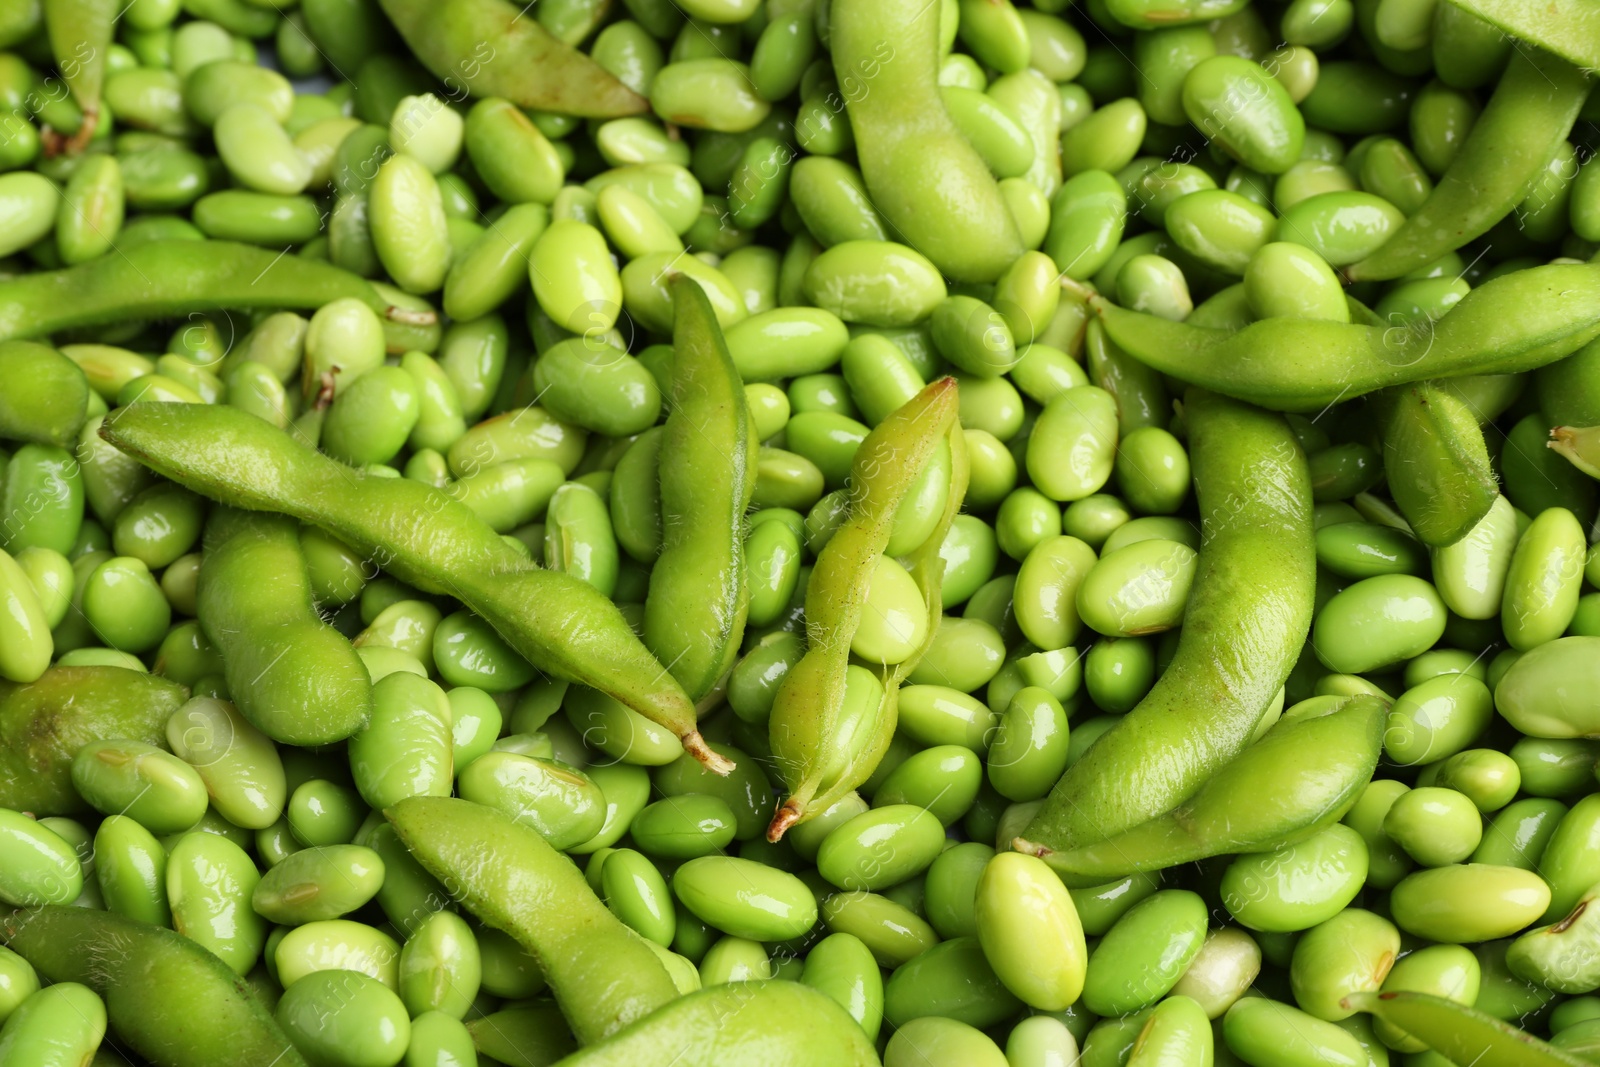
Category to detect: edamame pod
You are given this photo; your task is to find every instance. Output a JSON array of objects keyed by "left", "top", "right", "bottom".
[
  {"left": 1345, "top": 991, "right": 1588, "bottom": 1067},
  {"left": 1, "top": 906, "right": 306, "bottom": 1066},
  {"left": 644, "top": 277, "right": 756, "bottom": 701},
  {"left": 386, "top": 796, "right": 677, "bottom": 1045},
  {"left": 1021, "top": 390, "right": 1314, "bottom": 854},
  {"left": 101, "top": 403, "right": 722, "bottom": 773},
  {"left": 197, "top": 509, "right": 372, "bottom": 746},
  {"left": 768, "top": 379, "right": 969, "bottom": 838},
  {"left": 830, "top": 0, "right": 1022, "bottom": 282},
  {"left": 1030, "top": 695, "right": 1385, "bottom": 884},
  {"left": 374, "top": 0, "right": 647, "bottom": 118}
]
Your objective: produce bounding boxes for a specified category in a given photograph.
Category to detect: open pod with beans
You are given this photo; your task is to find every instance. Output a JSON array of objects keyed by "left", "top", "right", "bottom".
[{"left": 2, "top": 0, "right": 1600, "bottom": 1065}]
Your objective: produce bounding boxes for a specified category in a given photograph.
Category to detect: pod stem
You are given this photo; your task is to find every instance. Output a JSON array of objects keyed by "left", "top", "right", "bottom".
[
  {"left": 681, "top": 730, "right": 734, "bottom": 777},
  {"left": 1549, "top": 426, "right": 1600, "bottom": 479},
  {"left": 767, "top": 800, "right": 802, "bottom": 843},
  {"left": 1011, "top": 837, "right": 1051, "bottom": 858},
  {"left": 385, "top": 304, "right": 439, "bottom": 326}
]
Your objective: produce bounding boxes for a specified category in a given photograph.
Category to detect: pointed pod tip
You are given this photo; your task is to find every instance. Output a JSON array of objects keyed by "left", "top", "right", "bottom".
[{"left": 682, "top": 731, "right": 735, "bottom": 777}]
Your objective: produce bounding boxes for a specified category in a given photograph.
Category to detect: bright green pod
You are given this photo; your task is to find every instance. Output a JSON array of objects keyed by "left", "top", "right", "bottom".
[
  {"left": 70, "top": 739, "right": 205, "bottom": 835},
  {"left": 1389, "top": 864, "right": 1552, "bottom": 944},
  {"left": 348, "top": 671, "right": 454, "bottom": 811},
  {"left": 167, "top": 829, "right": 267, "bottom": 975},
  {"left": 252, "top": 844, "right": 385, "bottom": 925},
  {"left": 1082, "top": 889, "right": 1208, "bottom": 1016},
  {"left": 533, "top": 338, "right": 661, "bottom": 437},
  {"left": 1221, "top": 824, "right": 1368, "bottom": 932},
  {"left": 459, "top": 750, "right": 605, "bottom": 851},
  {"left": 397, "top": 910, "right": 481, "bottom": 1019},
  {"left": 166, "top": 696, "right": 284, "bottom": 830}
]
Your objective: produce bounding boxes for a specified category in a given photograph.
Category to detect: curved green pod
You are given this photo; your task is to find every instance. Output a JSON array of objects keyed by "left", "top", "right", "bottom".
[
  {"left": 0, "top": 241, "right": 435, "bottom": 354},
  {"left": 1090, "top": 263, "right": 1600, "bottom": 412},
  {"left": 548, "top": 980, "right": 878, "bottom": 1066},
  {"left": 375, "top": 0, "right": 647, "bottom": 119},
  {"left": 1377, "top": 382, "right": 1497, "bottom": 548},
  {"left": 1028, "top": 695, "right": 1386, "bottom": 884},
  {"left": 767, "top": 378, "right": 968, "bottom": 839},
  {"left": 385, "top": 796, "right": 677, "bottom": 1046},
  {"left": 1020, "top": 389, "right": 1315, "bottom": 854},
  {"left": 198, "top": 509, "right": 373, "bottom": 746},
  {"left": 100, "top": 402, "right": 720, "bottom": 773},
  {"left": 643, "top": 276, "right": 756, "bottom": 702},
  {"left": 829, "top": 0, "right": 1022, "bottom": 282},
  {"left": 1345, "top": 990, "right": 1588, "bottom": 1067},
  {"left": 0, "top": 667, "right": 188, "bottom": 816},
  {"left": 1, "top": 906, "right": 306, "bottom": 1066},
  {"left": 1346, "top": 47, "right": 1591, "bottom": 282}
]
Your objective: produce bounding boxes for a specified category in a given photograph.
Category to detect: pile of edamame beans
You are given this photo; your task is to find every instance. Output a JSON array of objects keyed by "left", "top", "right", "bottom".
[{"left": 1, "top": 0, "right": 1600, "bottom": 1063}]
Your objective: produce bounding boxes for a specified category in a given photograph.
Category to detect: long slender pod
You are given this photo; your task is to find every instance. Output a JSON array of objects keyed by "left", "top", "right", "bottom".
[
  {"left": 1020, "top": 389, "right": 1315, "bottom": 854},
  {"left": 99, "top": 403, "right": 722, "bottom": 772},
  {"left": 1347, "top": 46, "right": 1592, "bottom": 282},
  {"left": 644, "top": 276, "right": 757, "bottom": 701}
]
